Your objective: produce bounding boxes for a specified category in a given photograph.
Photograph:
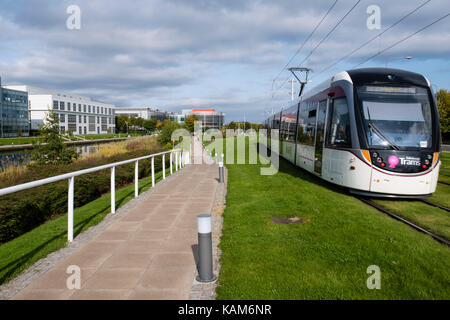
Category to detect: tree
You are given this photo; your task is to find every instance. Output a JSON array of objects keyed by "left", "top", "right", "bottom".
[
  {"left": 436, "top": 89, "right": 450, "bottom": 141},
  {"left": 143, "top": 119, "right": 157, "bottom": 132},
  {"left": 31, "top": 109, "right": 79, "bottom": 165},
  {"left": 156, "top": 120, "right": 163, "bottom": 130},
  {"left": 226, "top": 121, "right": 237, "bottom": 130},
  {"left": 157, "top": 120, "right": 180, "bottom": 148},
  {"left": 135, "top": 117, "right": 144, "bottom": 129},
  {"left": 183, "top": 115, "right": 199, "bottom": 133},
  {"left": 116, "top": 115, "right": 129, "bottom": 132}
]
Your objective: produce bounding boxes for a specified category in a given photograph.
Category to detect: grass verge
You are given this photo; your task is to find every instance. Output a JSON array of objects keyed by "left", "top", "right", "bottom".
[
  {"left": 0, "top": 168, "right": 169, "bottom": 285},
  {"left": 214, "top": 138, "right": 450, "bottom": 299}
]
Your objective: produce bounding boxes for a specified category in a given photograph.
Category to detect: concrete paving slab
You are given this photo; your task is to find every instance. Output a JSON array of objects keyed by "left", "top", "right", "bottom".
[{"left": 8, "top": 139, "right": 220, "bottom": 300}]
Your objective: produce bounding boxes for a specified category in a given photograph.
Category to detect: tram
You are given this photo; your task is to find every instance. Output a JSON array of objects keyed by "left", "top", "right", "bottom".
[{"left": 266, "top": 68, "right": 441, "bottom": 198}]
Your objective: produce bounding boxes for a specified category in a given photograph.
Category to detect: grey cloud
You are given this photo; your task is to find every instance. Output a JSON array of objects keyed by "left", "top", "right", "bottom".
[{"left": 0, "top": 0, "right": 449, "bottom": 122}]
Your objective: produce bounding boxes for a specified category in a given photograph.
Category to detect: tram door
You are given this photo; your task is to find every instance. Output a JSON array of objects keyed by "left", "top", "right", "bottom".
[{"left": 314, "top": 100, "right": 327, "bottom": 174}]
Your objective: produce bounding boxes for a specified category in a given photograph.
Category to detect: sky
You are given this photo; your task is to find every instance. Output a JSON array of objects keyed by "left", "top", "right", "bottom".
[{"left": 0, "top": 0, "right": 449, "bottom": 123}]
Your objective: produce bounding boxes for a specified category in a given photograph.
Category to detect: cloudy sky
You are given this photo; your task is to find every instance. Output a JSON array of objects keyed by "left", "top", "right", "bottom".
[{"left": 1, "top": 0, "right": 449, "bottom": 122}]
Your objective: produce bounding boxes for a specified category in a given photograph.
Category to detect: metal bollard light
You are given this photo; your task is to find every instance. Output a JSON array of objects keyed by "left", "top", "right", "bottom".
[
  {"left": 219, "top": 161, "right": 224, "bottom": 183},
  {"left": 196, "top": 214, "right": 216, "bottom": 283}
]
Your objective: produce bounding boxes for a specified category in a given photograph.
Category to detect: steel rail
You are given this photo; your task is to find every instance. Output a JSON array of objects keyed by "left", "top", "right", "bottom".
[{"left": 357, "top": 197, "right": 450, "bottom": 246}]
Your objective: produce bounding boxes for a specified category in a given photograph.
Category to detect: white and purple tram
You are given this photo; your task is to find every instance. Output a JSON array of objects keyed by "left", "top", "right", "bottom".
[{"left": 267, "top": 68, "right": 441, "bottom": 198}]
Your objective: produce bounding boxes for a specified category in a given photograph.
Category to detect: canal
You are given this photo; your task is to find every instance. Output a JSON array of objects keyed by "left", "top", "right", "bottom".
[{"left": 0, "top": 143, "right": 110, "bottom": 171}]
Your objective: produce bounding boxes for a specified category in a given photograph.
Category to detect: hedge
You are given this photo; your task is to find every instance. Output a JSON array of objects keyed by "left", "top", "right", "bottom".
[{"left": 0, "top": 148, "right": 167, "bottom": 244}]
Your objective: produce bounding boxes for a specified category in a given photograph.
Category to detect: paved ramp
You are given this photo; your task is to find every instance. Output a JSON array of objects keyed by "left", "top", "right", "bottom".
[{"left": 10, "top": 143, "right": 219, "bottom": 300}]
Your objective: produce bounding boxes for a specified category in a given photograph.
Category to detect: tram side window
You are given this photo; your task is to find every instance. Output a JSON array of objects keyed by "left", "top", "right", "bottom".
[
  {"left": 327, "top": 98, "right": 351, "bottom": 147},
  {"left": 297, "top": 102, "right": 316, "bottom": 146}
]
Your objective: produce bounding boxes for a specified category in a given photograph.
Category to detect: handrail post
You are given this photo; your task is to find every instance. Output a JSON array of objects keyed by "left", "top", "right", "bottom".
[
  {"left": 170, "top": 152, "right": 173, "bottom": 175},
  {"left": 111, "top": 166, "right": 115, "bottom": 214},
  {"left": 68, "top": 176, "right": 74, "bottom": 242},
  {"left": 151, "top": 156, "right": 155, "bottom": 187},
  {"left": 175, "top": 151, "right": 178, "bottom": 172},
  {"left": 135, "top": 160, "right": 139, "bottom": 198},
  {"left": 162, "top": 154, "right": 166, "bottom": 180}
]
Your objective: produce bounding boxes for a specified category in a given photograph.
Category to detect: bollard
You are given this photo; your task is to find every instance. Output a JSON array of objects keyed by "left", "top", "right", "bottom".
[
  {"left": 219, "top": 161, "right": 224, "bottom": 183},
  {"left": 196, "top": 214, "right": 216, "bottom": 283}
]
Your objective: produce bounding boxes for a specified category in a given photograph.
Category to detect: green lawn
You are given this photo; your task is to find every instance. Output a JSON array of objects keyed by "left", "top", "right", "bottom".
[
  {"left": 0, "top": 133, "right": 145, "bottom": 146},
  {"left": 0, "top": 137, "right": 39, "bottom": 146},
  {"left": 0, "top": 168, "right": 170, "bottom": 285},
  {"left": 214, "top": 138, "right": 450, "bottom": 299},
  {"left": 80, "top": 133, "right": 144, "bottom": 140},
  {"left": 373, "top": 199, "right": 450, "bottom": 239}
]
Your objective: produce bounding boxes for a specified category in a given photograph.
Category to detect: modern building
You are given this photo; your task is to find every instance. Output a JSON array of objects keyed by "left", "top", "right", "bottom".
[
  {"left": 5, "top": 86, "right": 116, "bottom": 135},
  {"left": 0, "top": 78, "right": 29, "bottom": 138},
  {"left": 182, "top": 108, "right": 225, "bottom": 129},
  {"left": 115, "top": 107, "right": 175, "bottom": 122}
]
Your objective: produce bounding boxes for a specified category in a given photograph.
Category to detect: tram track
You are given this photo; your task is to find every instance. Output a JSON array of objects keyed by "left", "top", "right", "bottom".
[
  {"left": 357, "top": 197, "right": 450, "bottom": 246},
  {"left": 419, "top": 199, "right": 450, "bottom": 213}
]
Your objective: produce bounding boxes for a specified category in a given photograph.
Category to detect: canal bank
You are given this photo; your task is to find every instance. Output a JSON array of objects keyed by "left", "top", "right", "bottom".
[{"left": 0, "top": 137, "right": 131, "bottom": 152}]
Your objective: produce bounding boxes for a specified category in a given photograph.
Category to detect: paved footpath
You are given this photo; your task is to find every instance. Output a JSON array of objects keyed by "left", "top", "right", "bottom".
[{"left": 9, "top": 142, "right": 220, "bottom": 300}]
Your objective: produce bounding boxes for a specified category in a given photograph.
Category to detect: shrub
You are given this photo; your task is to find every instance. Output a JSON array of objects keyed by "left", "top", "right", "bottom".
[{"left": 0, "top": 140, "right": 166, "bottom": 244}]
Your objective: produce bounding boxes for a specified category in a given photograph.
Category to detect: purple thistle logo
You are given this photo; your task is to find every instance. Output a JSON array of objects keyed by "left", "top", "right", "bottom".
[{"left": 388, "top": 156, "right": 399, "bottom": 168}]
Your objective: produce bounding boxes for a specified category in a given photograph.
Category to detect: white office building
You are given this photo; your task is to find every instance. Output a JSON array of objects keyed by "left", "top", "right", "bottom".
[
  {"left": 115, "top": 107, "right": 175, "bottom": 122},
  {"left": 5, "top": 86, "right": 116, "bottom": 135}
]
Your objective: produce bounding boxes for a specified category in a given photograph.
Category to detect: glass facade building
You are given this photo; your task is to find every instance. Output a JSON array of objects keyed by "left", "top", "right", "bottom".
[
  {"left": 182, "top": 109, "right": 225, "bottom": 129},
  {"left": 0, "top": 78, "right": 29, "bottom": 138}
]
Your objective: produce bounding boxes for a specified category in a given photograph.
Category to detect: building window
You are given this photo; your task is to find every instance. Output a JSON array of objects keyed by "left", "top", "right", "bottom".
[
  {"left": 68, "top": 123, "right": 76, "bottom": 133},
  {"left": 59, "top": 101, "right": 65, "bottom": 111},
  {"left": 84, "top": 115, "right": 87, "bottom": 123},
  {"left": 79, "top": 115, "right": 82, "bottom": 123},
  {"left": 60, "top": 114, "right": 66, "bottom": 123},
  {"left": 78, "top": 104, "right": 81, "bottom": 112},
  {"left": 83, "top": 105, "right": 86, "bottom": 112},
  {"left": 101, "top": 117, "right": 107, "bottom": 131},
  {"left": 53, "top": 100, "right": 59, "bottom": 110},
  {"left": 68, "top": 114, "right": 77, "bottom": 123},
  {"left": 88, "top": 116, "right": 95, "bottom": 132},
  {"left": 67, "top": 102, "right": 71, "bottom": 111},
  {"left": 88, "top": 105, "right": 91, "bottom": 113}
]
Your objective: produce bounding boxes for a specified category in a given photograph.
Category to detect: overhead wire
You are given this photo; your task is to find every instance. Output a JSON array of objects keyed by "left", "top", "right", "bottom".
[
  {"left": 312, "top": 0, "right": 433, "bottom": 78},
  {"left": 352, "top": 11, "right": 450, "bottom": 68}
]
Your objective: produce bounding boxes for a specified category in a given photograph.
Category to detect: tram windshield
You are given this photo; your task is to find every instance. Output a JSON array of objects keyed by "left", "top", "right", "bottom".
[{"left": 356, "top": 85, "right": 433, "bottom": 149}]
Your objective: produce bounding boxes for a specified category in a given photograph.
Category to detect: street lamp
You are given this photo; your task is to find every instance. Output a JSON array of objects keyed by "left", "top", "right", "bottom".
[{"left": 385, "top": 56, "right": 412, "bottom": 68}]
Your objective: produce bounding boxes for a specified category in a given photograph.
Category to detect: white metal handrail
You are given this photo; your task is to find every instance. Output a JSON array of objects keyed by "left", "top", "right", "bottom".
[{"left": 0, "top": 148, "right": 189, "bottom": 242}]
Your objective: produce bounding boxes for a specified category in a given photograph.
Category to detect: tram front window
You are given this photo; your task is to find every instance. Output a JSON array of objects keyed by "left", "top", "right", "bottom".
[{"left": 356, "top": 85, "right": 433, "bottom": 150}]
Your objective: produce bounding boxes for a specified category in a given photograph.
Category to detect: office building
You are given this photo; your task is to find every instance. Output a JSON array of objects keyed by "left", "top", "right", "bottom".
[
  {"left": 0, "top": 78, "right": 29, "bottom": 138},
  {"left": 114, "top": 107, "right": 175, "bottom": 122},
  {"left": 182, "top": 109, "right": 225, "bottom": 129},
  {"left": 5, "top": 86, "right": 116, "bottom": 135}
]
